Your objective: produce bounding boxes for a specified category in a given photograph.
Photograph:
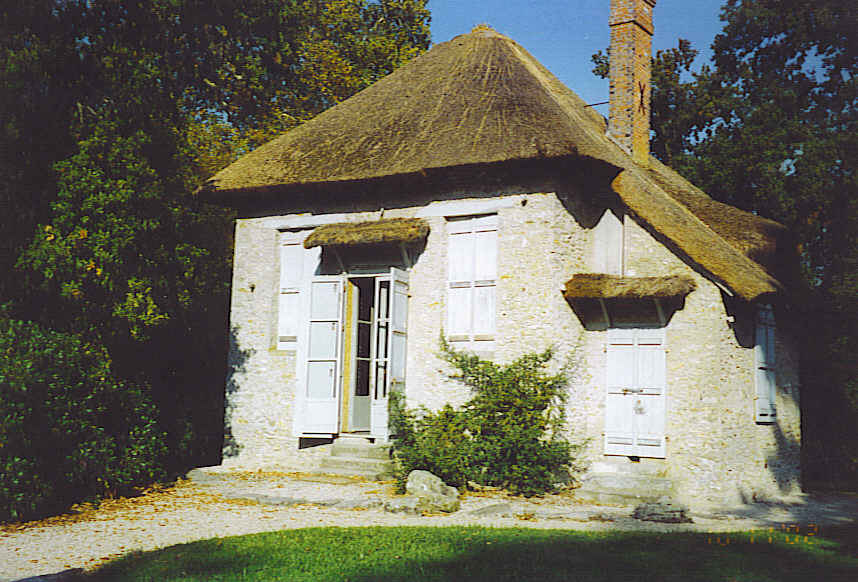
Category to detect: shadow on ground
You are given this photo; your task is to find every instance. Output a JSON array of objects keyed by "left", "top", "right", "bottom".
[{"left": 86, "top": 524, "right": 858, "bottom": 582}]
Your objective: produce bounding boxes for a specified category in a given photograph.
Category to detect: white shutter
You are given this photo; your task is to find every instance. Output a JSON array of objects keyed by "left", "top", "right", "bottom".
[
  {"left": 755, "top": 305, "right": 777, "bottom": 423},
  {"left": 635, "top": 336, "right": 666, "bottom": 457},
  {"left": 448, "top": 231, "right": 474, "bottom": 283},
  {"left": 594, "top": 210, "right": 623, "bottom": 275},
  {"left": 605, "top": 334, "right": 636, "bottom": 455},
  {"left": 605, "top": 328, "right": 666, "bottom": 458},
  {"left": 278, "top": 235, "right": 320, "bottom": 349},
  {"left": 297, "top": 276, "right": 343, "bottom": 435},
  {"left": 447, "top": 215, "right": 497, "bottom": 351}
]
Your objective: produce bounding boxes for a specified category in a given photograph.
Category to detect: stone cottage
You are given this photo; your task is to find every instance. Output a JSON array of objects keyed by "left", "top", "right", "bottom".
[{"left": 198, "top": 0, "right": 801, "bottom": 507}]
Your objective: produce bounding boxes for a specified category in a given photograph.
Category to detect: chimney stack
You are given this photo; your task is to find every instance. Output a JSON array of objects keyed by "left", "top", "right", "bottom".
[{"left": 609, "top": 0, "right": 656, "bottom": 166}]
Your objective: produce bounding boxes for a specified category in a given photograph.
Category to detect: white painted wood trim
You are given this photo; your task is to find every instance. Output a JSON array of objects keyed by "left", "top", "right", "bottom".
[
  {"left": 415, "top": 196, "right": 524, "bottom": 218},
  {"left": 263, "top": 213, "right": 356, "bottom": 230}
]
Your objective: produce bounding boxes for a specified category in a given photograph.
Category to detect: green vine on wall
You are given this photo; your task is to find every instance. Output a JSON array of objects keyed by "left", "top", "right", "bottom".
[{"left": 391, "top": 338, "right": 583, "bottom": 497}]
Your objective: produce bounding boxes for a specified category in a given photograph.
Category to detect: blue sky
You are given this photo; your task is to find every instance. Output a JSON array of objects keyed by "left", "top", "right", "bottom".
[{"left": 427, "top": 0, "right": 726, "bottom": 113}]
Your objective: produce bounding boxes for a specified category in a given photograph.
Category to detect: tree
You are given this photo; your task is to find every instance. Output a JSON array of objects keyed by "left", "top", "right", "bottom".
[
  {"left": 4, "top": 1, "right": 430, "bottom": 482},
  {"left": 595, "top": 0, "right": 858, "bottom": 486}
]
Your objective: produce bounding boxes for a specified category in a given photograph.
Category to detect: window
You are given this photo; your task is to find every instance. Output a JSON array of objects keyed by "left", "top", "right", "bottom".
[
  {"left": 446, "top": 214, "right": 497, "bottom": 354},
  {"left": 754, "top": 304, "right": 777, "bottom": 423},
  {"left": 277, "top": 231, "right": 321, "bottom": 350}
]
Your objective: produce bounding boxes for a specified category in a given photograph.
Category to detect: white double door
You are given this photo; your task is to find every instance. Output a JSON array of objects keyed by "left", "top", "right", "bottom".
[
  {"left": 297, "top": 268, "right": 408, "bottom": 440},
  {"left": 604, "top": 328, "right": 667, "bottom": 458}
]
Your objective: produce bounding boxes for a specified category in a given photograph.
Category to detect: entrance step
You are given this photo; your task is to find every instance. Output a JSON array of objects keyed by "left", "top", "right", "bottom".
[
  {"left": 315, "top": 438, "right": 394, "bottom": 480},
  {"left": 575, "top": 458, "right": 674, "bottom": 505}
]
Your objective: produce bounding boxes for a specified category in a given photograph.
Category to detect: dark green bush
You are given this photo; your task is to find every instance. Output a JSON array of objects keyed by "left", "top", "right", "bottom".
[
  {"left": 392, "top": 340, "right": 580, "bottom": 497},
  {"left": 0, "top": 315, "right": 167, "bottom": 522}
]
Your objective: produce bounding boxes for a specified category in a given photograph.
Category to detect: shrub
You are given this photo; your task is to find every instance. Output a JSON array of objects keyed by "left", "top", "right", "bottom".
[
  {"left": 0, "top": 314, "right": 167, "bottom": 522},
  {"left": 392, "top": 340, "right": 580, "bottom": 497}
]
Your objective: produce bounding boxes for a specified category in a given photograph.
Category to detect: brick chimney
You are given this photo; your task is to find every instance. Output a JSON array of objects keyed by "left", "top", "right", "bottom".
[{"left": 609, "top": 0, "right": 656, "bottom": 166}]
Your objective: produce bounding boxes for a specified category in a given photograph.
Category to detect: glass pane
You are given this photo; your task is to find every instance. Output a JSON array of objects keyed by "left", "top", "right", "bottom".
[
  {"left": 357, "top": 322, "right": 371, "bottom": 358},
  {"left": 309, "top": 321, "right": 338, "bottom": 360},
  {"left": 357, "top": 280, "right": 373, "bottom": 321},
  {"left": 375, "top": 363, "right": 387, "bottom": 399},
  {"left": 376, "top": 323, "right": 389, "bottom": 359},
  {"left": 356, "top": 360, "right": 370, "bottom": 397},
  {"left": 377, "top": 281, "right": 390, "bottom": 319},
  {"left": 307, "top": 361, "right": 336, "bottom": 398}
]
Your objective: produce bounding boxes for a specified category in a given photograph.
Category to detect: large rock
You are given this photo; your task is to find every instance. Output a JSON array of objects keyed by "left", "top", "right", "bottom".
[
  {"left": 633, "top": 497, "right": 693, "bottom": 523},
  {"left": 405, "top": 470, "right": 460, "bottom": 513}
]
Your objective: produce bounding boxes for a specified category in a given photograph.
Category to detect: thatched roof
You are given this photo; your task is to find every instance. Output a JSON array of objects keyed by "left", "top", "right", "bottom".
[
  {"left": 199, "top": 27, "right": 623, "bottom": 195},
  {"left": 564, "top": 274, "right": 696, "bottom": 300},
  {"left": 199, "top": 27, "right": 787, "bottom": 303},
  {"left": 303, "top": 218, "right": 429, "bottom": 249}
]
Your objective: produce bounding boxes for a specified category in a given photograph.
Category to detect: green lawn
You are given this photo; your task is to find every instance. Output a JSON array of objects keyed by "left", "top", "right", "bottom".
[{"left": 89, "top": 525, "right": 858, "bottom": 582}]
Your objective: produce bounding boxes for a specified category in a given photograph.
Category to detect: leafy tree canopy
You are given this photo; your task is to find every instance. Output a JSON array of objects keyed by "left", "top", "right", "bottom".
[{"left": 2, "top": 1, "right": 430, "bottom": 475}]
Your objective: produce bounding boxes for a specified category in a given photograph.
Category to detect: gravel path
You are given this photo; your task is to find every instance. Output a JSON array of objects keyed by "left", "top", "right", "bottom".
[{"left": 2, "top": 471, "right": 856, "bottom": 582}]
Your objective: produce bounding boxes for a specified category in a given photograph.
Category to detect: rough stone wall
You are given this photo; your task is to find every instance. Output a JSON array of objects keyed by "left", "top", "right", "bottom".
[
  {"left": 609, "top": 217, "right": 802, "bottom": 506},
  {"left": 221, "top": 184, "right": 801, "bottom": 506}
]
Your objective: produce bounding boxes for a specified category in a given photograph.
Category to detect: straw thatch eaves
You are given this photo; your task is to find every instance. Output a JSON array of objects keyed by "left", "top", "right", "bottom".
[
  {"left": 564, "top": 274, "right": 696, "bottom": 301},
  {"left": 199, "top": 28, "right": 787, "bottom": 303},
  {"left": 303, "top": 218, "right": 429, "bottom": 249}
]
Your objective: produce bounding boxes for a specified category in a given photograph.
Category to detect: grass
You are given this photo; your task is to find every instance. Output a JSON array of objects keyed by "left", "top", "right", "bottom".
[{"left": 88, "top": 525, "right": 858, "bottom": 582}]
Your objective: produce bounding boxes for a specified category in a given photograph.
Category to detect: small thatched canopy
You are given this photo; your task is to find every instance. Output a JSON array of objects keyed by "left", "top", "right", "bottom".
[
  {"left": 564, "top": 274, "right": 697, "bottom": 301},
  {"left": 199, "top": 27, "right": 789, "bottom": 303},
  {"left": 303, "top": 218, "right": 429, "bottom": 249}
]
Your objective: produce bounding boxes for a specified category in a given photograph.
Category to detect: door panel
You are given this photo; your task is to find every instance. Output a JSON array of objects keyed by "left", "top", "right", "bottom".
[
  {"left": 372, "top": 268, "right": 408, "bottom": 440},
  {"left": 604, "top": 329, "right": 666, "bottom": 458},
  {"left": 309, "top": 322, "right": 338, "bottom": 359},
  {"left": 300, "top": 276, "right": 343, "bottom": 435}
]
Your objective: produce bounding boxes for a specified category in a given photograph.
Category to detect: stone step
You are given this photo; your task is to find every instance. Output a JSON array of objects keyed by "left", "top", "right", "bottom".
[
  {"left": 574, "top": 472, "right": 674, "bottom": 505},
  {"left": 312, "top": 466, "right": 391, "bottom": 480},
  {"left": 318, "top": 455, "right": 395, "bottom": 481},
  {"left": 330, "top": 439, "right": 392, "bottom": 460}
]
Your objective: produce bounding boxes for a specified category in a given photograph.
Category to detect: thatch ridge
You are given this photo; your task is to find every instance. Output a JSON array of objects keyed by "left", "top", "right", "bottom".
[
  {"left": 611, "top": 168, "right": 782, "bottom": 301},
  {"left": 303, "top": 218, "right": 429, "bottom": 249},
  {"left": 200, "top": 29, "right": 625, "bottom": 195},
  {"left": 564, "top": 274, "right": 697, "bottom": 300},
  {"left": 643, "top": 156, "right": 786, "bottom": 271},
  {"left": 200, "top": 28, "right": 787, "bottom": 302}
]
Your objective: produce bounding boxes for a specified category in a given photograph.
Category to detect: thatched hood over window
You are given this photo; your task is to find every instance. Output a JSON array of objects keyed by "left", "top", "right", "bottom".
[
  {"left": 563, "top": 274, "right": 696, "bottom": 301},
  {"left": 564, "top": 274, "right": 697, "bottom": 328},
  {"left": 303, "top": 218, "right": 429, "bottom": 249}
]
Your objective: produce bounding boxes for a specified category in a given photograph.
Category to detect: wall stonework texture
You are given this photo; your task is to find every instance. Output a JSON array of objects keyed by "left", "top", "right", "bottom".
[{"left": 222, "top": 183, "right": 801, "bottom": 508}]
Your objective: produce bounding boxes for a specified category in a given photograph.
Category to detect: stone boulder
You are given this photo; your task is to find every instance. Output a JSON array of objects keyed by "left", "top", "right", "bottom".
[
  {"left": 632, "top": 497, "right": 693, "bottom": 523},
  {"left": 406, "top": 470, "right": 460, "bottom": 513}
]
